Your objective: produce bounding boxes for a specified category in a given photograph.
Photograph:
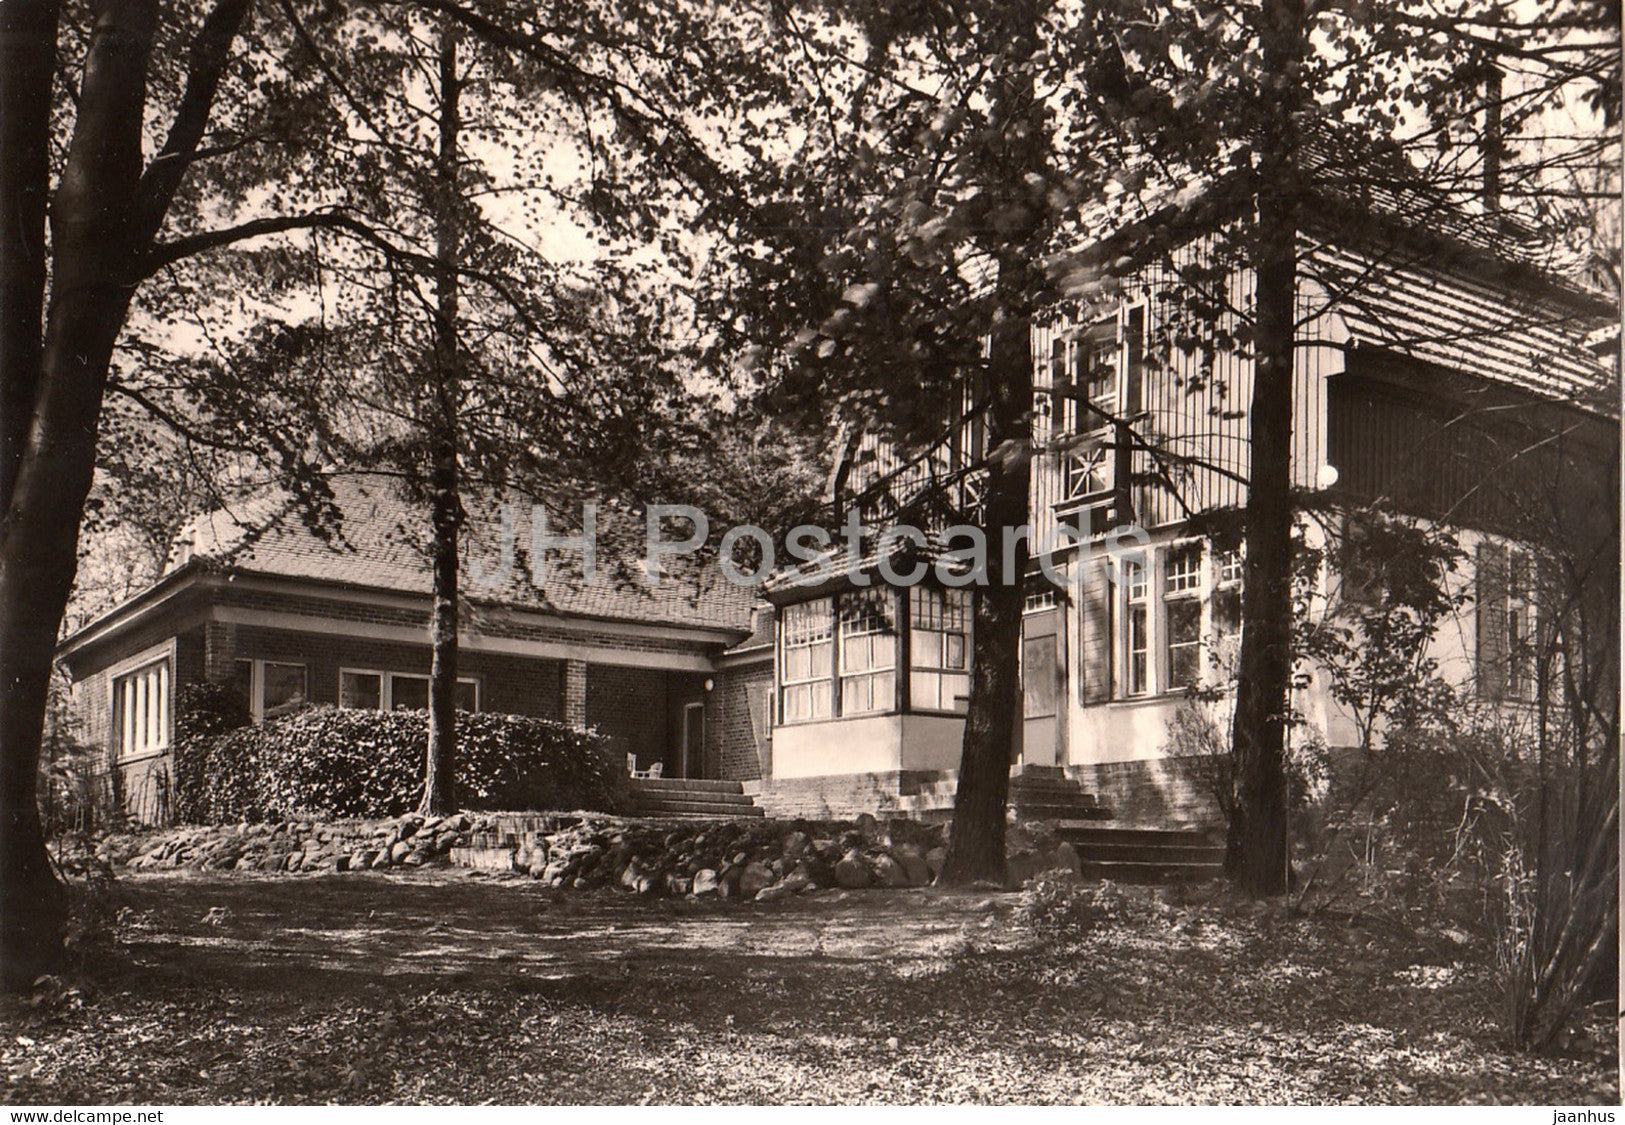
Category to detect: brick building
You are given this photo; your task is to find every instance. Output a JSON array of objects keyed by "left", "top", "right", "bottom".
[{"left": 57, "top": 476, "right": 772, "bottom": 822}]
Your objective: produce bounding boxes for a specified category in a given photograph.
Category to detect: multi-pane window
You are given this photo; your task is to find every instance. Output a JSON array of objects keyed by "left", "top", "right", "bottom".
[
  {"left": 340, "top": 669, "right": 479, "bottom": 713},
  {"left": 1123, "top": 555, "right": 1149, "bottom": 696},
  {"left": 1164, "top": 543, "right": 1203, "bottom": 690},
  {"left": 1023, "top": 585, "right": 1059, "bottom": 614},
  {"left": 910, "top": 587, "right": 972, "bottom": 712},
  {"left": 1051, "top": 308, "right": 1148, "bottom": 435},
  {"left": 114, "top": 659, "right": 170, "bottom": 759},
  {"left": 838, "top": 590, "right": 897, "bottom": 715},
  {"left": 780, "top": 599, "right": 835, "bottom": 722},
  {"left": 1107, "top": 541, "right": 1245, "bottom": 699}
]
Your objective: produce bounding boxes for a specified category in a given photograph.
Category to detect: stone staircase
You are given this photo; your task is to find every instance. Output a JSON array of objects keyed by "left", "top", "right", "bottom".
[
  {"left": 628, "top": 776, "right": 764, "bottom": 819},
  {"left": 1054, "top": 822, "right": 1226, "bottom": 883},
  {"left": 1009, "top": 765, "right": 1114, "bottom": 822}
]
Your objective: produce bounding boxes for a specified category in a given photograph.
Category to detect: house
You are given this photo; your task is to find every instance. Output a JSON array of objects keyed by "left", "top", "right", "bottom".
[
  {"left": 57, "top": 476, "right": 772, "bottom": 823},
  {"left": 61, "top": 203, "right": 1616, "bottom": 829},
  {"left": 745, "top": 190, "right": 1618, "bottom": 823}
]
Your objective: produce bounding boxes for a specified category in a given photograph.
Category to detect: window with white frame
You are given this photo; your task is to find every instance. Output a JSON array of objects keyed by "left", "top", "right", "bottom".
[
  {"left": 1123, "top": 554, "right": 1150, "bottom": 696},
  {"left": 233, "top": 659, "right": 308, "bottom": 723},
  {"left": 780, "top": 600, "right": 835, "bottom": 723},
  {"left": 838, "top": 589, "right": 897, "bottom": 715},
  {"left": 339, "top": 669, "right": 479, "bottom": 712},
  {"left": 910, "top": 586, "right": 972, "bottom": 712},
  {"left": 113, "top": 659, "right": 170, "bottom": 759},
  {"left": 1163, "top": 543, "right": 1203, "bottom": 690}
]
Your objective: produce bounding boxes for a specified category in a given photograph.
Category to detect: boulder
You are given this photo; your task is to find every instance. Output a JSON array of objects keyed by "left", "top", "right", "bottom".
[
  {"left": 1054, "top": 841, "right": 1082, "bottom": 876},
  {"left": 780, "top": 871, "right": 814, "bottom": 895},
  {"left": 925, "top": 846, "right": 948, "bottom": 877},
  {"left": 890, "top": 844, "right": 932, "bottom": 887},
  {"left": 390, "top": 841, "right": 413, "bottom": 863},
  {"left": 782, "top": 831, "right": 810, "bottom": 862},
  {"left": 834, "top": 852, "right": 872, "bottom": 889},
  {"left": 756, "top": 882, "right": 793, "bottom": 903},
  {"left": 692, "top": 868, "right": 719, "bottom": 895},
  {"left": 740, "top": 862, "right": 775, "bottom": 897},
  {"left": 872, "top": 854, "right": 908, "bottom": 888},
  {"left": 350, "top": 849, "right": 374, "bottom": 871},
  {"left": 371, "top": 849, "right": 393, "bottom": 870}
]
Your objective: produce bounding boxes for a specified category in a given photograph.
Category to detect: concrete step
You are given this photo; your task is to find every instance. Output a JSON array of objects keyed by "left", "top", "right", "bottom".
[
  {"left": 1055, "top": 823, "right": 1224, "bottom": 848},
  {"left": 1073, "top": 842, "right": 1224, "bottom": 865},
  {"left": 629, "top": 777, "right": 746, "bottom": 795},
  {"left": 631, "top": 797, "right": 765, "bottom": 819},
  {"left": 1007, "top": 803, "right": 1111, "bottom": 822},
  {"left": 632, "top": 790, "right": 758, "bottom": 808}
]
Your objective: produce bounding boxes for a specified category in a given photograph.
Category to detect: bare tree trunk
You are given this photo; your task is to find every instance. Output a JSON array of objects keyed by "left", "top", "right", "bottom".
[
  {"left": 1226, "top": 0, "right": 1305, "bottom": 897},
  {"left": 421, "top": 17, "right": 462, "bottom": 815}
]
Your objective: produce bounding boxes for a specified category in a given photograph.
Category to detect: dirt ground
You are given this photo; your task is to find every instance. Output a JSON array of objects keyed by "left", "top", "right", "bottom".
[{"left": 1, "top": 870, "right": 1616, "bottom": 1104}]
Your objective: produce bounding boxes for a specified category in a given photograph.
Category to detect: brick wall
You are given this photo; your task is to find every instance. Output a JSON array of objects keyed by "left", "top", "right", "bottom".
[
  {"left": 1064, "top": 756, "right": 1223, "bottom": 828},
  {"left": 586, "top": 664, "right": 670, "bottom": 772},
  {"left": 67, "top": 625, "right": 206, "bottom": 826},
  {"left": 712, "top": 662, "right": 772, "bottom": 782},
  {"left": 748, "top": 770, "right": 947, "bottom": 820}
]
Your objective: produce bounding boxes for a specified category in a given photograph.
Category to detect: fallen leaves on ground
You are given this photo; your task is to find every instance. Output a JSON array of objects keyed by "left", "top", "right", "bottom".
[{"left": 0, "top": 871, "right": 1615, "bottom": 1105}]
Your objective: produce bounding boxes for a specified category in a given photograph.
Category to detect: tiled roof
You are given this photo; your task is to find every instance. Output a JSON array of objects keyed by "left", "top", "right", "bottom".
[
  {"left": 167, "top": 474, "right": 757, "bottom": 634},
  {"left": 724, "top": 603, "right": 776, "bottom": 655}
]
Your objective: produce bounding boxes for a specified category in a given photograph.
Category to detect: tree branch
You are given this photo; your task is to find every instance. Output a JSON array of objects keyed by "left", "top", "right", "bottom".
[{"left": 131, "top": 0, "right": 253, "bottom": 249}]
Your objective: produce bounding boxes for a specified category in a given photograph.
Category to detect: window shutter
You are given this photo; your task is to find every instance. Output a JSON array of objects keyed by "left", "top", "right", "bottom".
[
  {"left": 1476, "top": 539, "right": 1509, "bottom": 702},
  {"left": 1079, "top": 558, "right": 1113, "bottom": 704}
]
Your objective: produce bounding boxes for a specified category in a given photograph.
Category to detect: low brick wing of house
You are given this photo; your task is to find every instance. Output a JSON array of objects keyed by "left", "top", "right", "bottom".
[{"left": 57, "top": 475, "right": 771, "bottom": 823}]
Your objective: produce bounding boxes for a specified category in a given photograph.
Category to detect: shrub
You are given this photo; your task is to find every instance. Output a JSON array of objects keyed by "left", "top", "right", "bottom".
[
  {"left": 1015, "top": 872, "right": 1169, "bottom": 942},
  {"left": 173, "top": 683, "right": 255, "bottom": 824},
  {"left": 174, "top": 704, "right": 627, "bottom": 822},
  {"left": 39, "top": 669, "right": 121, "bottom": 836}
]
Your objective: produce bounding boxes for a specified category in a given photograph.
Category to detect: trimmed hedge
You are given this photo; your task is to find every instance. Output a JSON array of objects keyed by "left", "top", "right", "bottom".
[
  {"left": 173, "top": 699, "right": 627, "bottom": 823},
  {"left": 173, "top": 683, "right": 254, "bottom": 825}
]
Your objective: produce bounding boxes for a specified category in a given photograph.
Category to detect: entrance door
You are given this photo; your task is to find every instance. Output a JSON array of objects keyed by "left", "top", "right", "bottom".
[
  {"left": 681, "top": 701, "right": 706, "bottom": 779},
  {"left": 1021, "top": 608, "right": 1063, "bottom": 766}
]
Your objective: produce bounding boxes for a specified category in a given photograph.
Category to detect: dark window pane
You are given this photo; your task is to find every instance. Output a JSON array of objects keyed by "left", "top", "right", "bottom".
[
  {"left": 262, "top": 663, "right": 306, "bottom": 718},
  {"left": 391, "top": 675, "right": 428, "bottom": 711},
  {"left": 340, "top": 671, "right": 382, "bottom": 710}
]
